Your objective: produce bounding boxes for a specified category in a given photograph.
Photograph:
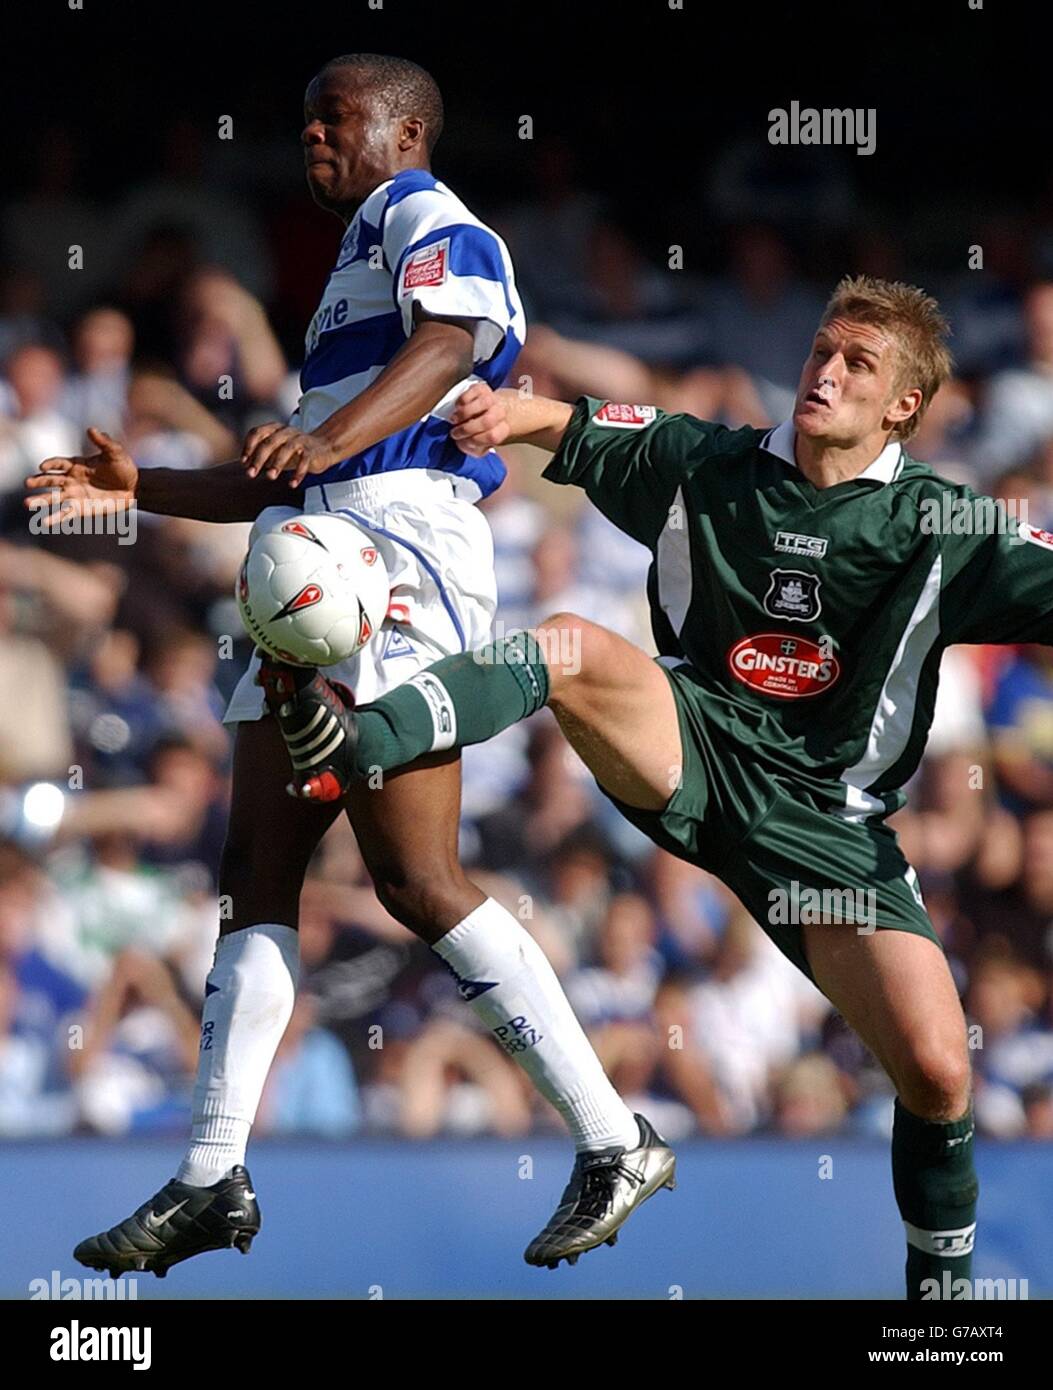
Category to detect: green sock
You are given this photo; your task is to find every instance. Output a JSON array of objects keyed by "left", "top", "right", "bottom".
[
  {"left": 352, "top": 630, "right": 551, "bottom": 775},
  {"left": 892, "top": 1098, "right": 978, "bottom": 1301}
]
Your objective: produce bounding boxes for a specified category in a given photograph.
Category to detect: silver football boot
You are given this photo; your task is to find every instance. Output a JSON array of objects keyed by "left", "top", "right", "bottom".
[{"left": 524, "top": 1113, "right": 676, "bottom": 1268}]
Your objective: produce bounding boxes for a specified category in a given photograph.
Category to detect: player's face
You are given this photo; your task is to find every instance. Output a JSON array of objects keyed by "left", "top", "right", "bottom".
[
  {"left": 793, "top": 318, "right": 917, "bottom": 446},
  {"left": 301, "top": 73, "right": 399, "bottom": 216}
]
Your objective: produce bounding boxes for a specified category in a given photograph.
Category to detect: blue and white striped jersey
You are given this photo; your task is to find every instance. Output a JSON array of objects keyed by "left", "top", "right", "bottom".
[{"left": 294, "top": 168, "right": 527, "bottom": 501}]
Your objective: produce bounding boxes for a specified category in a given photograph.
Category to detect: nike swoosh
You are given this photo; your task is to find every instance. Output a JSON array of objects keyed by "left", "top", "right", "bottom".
[{"left": 145, "top": 1199, "right": 189, "bottom": 1228}]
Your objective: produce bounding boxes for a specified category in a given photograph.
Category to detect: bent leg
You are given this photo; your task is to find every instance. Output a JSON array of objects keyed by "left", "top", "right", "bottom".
[
  {"left": 801, "top": 923, "right": 971, "bottom": 1118},
  {"left": 535, "top": 613, "right": 683, "bottom": 811},
  {"left": 802, "top": 923, "right": 977, "bottom": 1300},
  {"left": 351, "top": 613, "right": 683, "bottom": 812},
  {"left": 348, "top": 750, "right": 639, "bottom": 1152},
  {"left": 344, "top": 749, "right": 483, "bottom": 941}
]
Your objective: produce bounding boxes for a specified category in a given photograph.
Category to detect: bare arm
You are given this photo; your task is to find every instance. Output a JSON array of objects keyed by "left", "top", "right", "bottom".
[
  {"left": 137, "top": 459, "right": 300, "bottom": 521},
  {"left": 449, "top": 384, "right": 574, "bottom": 457},
  {"left": 26, "top": 429, "right": 301, "bottom": 525},
  {"left": 313, "top": 312, "right": 476, "bottom": 459},
  {"left": 240, "top": 310, "right": 477, "bottom": 487}
]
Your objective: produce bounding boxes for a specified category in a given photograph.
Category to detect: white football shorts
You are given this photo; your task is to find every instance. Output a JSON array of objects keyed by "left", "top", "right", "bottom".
[{"left": 223, "top": 469, "right": 498, "bottom": 724}]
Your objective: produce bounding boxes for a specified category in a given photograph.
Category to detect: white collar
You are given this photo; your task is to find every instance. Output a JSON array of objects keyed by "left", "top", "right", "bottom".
[{"left": 762, "top": 419, "right": 904, "bottom": 485}]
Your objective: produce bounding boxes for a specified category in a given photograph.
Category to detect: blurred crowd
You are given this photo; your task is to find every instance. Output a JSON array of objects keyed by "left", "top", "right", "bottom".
[{"left": 3, "top": 124, "right": 1053, "bottom": 1147}]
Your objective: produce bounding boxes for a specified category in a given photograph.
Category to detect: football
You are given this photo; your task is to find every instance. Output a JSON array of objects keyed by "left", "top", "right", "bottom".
[{"left": 235, "top": 513, "right": 390, "bottom": 666}]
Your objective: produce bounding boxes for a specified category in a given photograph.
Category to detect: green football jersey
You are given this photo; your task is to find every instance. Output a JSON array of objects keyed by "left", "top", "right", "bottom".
[{"left": 542, "top": 396, "right": 1053, "bottom": 821}]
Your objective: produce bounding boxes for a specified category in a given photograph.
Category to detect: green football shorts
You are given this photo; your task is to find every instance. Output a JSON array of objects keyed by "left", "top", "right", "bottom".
[{"left": 601, "top": 660, "right": 942, "bottom": 983}]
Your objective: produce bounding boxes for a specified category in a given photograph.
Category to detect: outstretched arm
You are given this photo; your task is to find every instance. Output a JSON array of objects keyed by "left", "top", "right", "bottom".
[
  {"left": 26, "top": 427, "right": 300, "bottom": 525},
  {"left": 449, "top": 384, "right": 573, "bottom": 456}
]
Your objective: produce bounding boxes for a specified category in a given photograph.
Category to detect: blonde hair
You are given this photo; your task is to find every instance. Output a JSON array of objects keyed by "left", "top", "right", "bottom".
[{"left": 820, "top": 274, "right": 953, "bottom": 442}]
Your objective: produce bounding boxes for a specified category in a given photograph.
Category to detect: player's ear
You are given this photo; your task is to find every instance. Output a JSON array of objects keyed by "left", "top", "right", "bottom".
[
  {"left": 398, "top": 115, "right": 426, "bottom": 154},
  {"left": 885, "top": 386, "right": 923, "bottom": 430}
]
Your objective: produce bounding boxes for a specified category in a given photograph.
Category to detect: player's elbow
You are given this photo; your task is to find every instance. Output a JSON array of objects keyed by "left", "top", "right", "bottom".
[
  {"left": 442, "top": 336, "right": 477, "bottom": 388},
  {"left": 413, "top": 313, "right": 477, "bottom": 386}
]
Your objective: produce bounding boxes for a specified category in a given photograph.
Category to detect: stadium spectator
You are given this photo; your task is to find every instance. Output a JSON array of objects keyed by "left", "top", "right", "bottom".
[
  {"left": 257, "top": 993, "right": 361, "bottom": 1139},
  {"left": 0, "top": 344, "right": 79, "bottom": 500},
  {"left": 58, "top": 308, "right": 134, "bottom": 440},
  {"left": 971, "top": 281, "right": 1053, "bottom": 481},
  {"left": 967, "top": 950, "right": 1053, "bottom": 1137},
  {"left": 688, "top": 912, "right": 829, "bottom": 1133},
  {"left": 988, "top": 646, "right": 1053, "bottom": 816},
  {"left": 771, "top": 1053, "right": 849, "bottom": 1137}
]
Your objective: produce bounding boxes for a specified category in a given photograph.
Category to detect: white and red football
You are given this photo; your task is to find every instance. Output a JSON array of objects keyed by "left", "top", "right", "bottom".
[{"left": 236, "top": 513, "right": 389, "bottom": 666}]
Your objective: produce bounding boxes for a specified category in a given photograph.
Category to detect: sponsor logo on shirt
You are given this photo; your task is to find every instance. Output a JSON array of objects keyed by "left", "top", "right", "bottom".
[
  {"left": 305, "top": 296, "right": 353, "bottom": 356},
  {"left": 774, "top": 530, "right": 828, "bottom": 558},
  {"left": 592, "top": 403, "right": 657, "bottom": 429},
  {"left": 401, "top": 238, "right": 449, "bottom": 292},
  {"left": 1018, "top": 522, "right": 1053, "bottom": 551},
  {"left": 728, "top": 633, "right": 840, "bottom": 699},
  {"left": 763, "top": 569, "right": 822, "bottom": 623}
]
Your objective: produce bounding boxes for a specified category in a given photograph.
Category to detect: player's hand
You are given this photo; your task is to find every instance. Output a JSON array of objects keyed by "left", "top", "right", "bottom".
[
  {"left": 25, "top": 427, "right": 139, "bottom": 527},
  {"left": 449, "top": 383, "right": 512, "bottom": 456},
  {"left": 241, "top": 424, "right": 338, "bottom": 488}
]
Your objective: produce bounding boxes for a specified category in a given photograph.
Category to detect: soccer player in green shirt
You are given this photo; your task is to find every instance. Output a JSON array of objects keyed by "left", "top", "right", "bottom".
[{"left": 270, "top": 274, "right": 1051, "bottom": 1298}]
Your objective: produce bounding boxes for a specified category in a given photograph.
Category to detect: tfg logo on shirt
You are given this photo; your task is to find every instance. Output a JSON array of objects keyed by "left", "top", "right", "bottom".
[{"left": 774, "top": 530, "right": 828, "bottom": 559}]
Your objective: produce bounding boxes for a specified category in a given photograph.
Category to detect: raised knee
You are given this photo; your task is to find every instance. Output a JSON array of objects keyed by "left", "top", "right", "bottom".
[
  {"left": 537, "top": 610, "right": 588, "bottom": 636},
  {"left": 535, "top": 611, "right": 607, "bottom": 691},
  {"left": 897, "top": 1044, "right": 972, "bottom": 1120}
]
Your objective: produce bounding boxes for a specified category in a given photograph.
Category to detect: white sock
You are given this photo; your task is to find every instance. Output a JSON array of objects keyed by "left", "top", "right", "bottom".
[
  {"left": 176, "top": 923, "right": 299, "bottom": 1187},
  {"left": 432, "top": 898, "right": 639, "bottom": 1152}
]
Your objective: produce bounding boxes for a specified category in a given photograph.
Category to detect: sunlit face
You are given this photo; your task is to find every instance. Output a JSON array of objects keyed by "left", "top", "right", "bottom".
[
  {"left": 301, "top": 71, "right": 399, "bottom": 217},
  {"left": 794, "top": 316, "right": 918, "bottom": 447}
]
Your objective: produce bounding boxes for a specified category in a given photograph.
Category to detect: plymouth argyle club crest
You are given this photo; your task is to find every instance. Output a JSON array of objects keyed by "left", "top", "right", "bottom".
[{"left": 763, "top": 569, "right": 822, "bottom": 623}]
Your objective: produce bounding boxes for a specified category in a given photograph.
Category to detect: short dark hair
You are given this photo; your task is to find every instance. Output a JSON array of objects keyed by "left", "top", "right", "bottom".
[{"left": 321, "top": 53, "right": 444, "bottom": 155}]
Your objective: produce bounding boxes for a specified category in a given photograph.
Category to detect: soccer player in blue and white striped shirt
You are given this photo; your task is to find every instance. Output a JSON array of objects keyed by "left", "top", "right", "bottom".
[{"left": 58, "top": 53, "right": 672, "bottom": 1280}]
